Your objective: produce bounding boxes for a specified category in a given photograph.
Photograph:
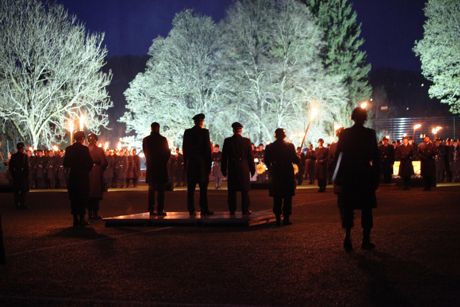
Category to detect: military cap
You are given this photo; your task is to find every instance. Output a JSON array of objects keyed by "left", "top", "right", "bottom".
[
  {"left": 274, "top": 128, "right": 286, "bottom": 139},
  {"left": 231, "top": 122, "right": 243, "bottom": 129},
  {"left": 192, "top": 113, "right": 205, "bottom": 121}
]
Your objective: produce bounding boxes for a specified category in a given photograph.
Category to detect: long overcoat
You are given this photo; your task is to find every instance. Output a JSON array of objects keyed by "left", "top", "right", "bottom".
[
  {"left": 395, "top": 144, "right": 414, "bottom": 177},
  {"left": 63, "top": 143, "right": 93, "bottom": 202},
  {"left": 221, "top": 134, "right": 255, "bottom": 191},
  {"left": 88, "top": 144, "right": 108, "bottom": 199},
  {"left": 143, "top": 132, "right": 170, "bottom": 185},
  {"left": 182, "top": 126, "right": 212, "bottom": 183},
  {"left": 418, "top": 141, "right": 437, "bottom": 177},
  {"left": 8, "top": 152, "right": 29, "bottom": 191},
  {"left": 264, "top": 140, "right": 300, "bottom": 197},
  {"left": 334, "top": 125, "right": 380, "bottom": 209},
  {"left": 315, "top": 146, "right": 329, "bottom": 180}
]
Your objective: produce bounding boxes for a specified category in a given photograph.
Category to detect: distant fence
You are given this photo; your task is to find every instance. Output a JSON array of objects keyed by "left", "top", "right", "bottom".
[{"left": 373, "top": 116, "right": 460, "bottom": 141}]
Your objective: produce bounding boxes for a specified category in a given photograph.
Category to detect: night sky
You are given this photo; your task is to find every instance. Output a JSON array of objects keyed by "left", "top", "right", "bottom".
[{"left": 56, "top": 0, "right": 427, "bottom": 72}]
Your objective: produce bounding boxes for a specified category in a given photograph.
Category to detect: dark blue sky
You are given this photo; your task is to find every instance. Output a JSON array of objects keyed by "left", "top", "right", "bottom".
[{"left": 56, "top": 0, "right": 426, "bottom": 71}]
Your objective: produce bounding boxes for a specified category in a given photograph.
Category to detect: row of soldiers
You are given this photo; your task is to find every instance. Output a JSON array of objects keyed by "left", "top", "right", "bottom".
[
  {"left": 378, "top": 137, "right": 460, "bottom": 186},
  {"left": 11, "top": 148, "right": 141, "bottom": 189}
]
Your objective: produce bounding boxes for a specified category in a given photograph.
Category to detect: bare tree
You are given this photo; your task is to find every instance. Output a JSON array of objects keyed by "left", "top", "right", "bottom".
[{"left": 0, "top": 0, "right": 112, "bottom": 148}]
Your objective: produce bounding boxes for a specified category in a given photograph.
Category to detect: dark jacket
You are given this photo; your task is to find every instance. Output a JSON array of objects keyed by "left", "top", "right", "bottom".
[
  {"left": 63, "top": 143, "right": 93, "bottom": 202},
  {"left": 264, "top": 140, "right": 300, "bottom": 197},
  {"left": 315, "top": 146, "right": 328, "bottom": 179},
  {"left": 395, "top": 144, "right": 414, "bottom": 177},
  {"left": 221, "top": 134, "right": 255, "bottom": 191},
  {"left": 182, "top": 126, "right": 212, "bottom": 183},
  {"left": 143, "top": 132, "right": 170, "bottom": 185},
  {"left": 8, "top": 152, "right": 29, "bottom": 191},
  {"left": 88, "top": 144, "right": 108, "bottom": 199},
  {"left": 334, "top": 124, "right": 380, "bottom": 209},
  {"left": 418, "top": 141, "right": 437, "bottom": 177}
]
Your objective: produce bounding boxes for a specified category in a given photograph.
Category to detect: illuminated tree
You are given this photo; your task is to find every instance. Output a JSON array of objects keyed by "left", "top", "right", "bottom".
[
  {"left": 414, "top": 0, "right": 460, "bottom": 114},
  {"left": 303, "top": 0, "right": 371, "bottom": 112},
  {"left": 220, "top": 0, "right": 348, "bottom": 144},
  {"left": 0, "top": 0, "right": 112, "bottom": 148},
  {"left": 121, "top": 10, "right": 233, "bottom": 147}
]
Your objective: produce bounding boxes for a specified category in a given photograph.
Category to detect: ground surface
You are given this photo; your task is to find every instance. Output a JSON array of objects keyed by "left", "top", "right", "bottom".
[{"left": 0, "top": 184, "right": 459, "bottom": 306}]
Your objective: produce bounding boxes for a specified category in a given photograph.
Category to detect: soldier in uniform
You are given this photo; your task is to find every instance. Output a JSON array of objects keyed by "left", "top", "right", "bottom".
[
  {"left": 264, "top": 128, "right": 300, "bottom": 225},
  {"left": 452, "top": 139, "right": 460, "bottom": 182},
  {"left": 378, "top": 137, "right": 395, "bottom": 183},
  {"left": 27, "top": 149, "right": 35, "bottom": 189},
  {"left": 173, "top": 148, "right": 185, "bottom": 187},
  {"left": 45, "top": 150, "right": 58, "bottom": 189},
  {"left": 8, "top": 142, "right": 29, "bottom": 209},
  {"left": 211, "top": 144, "right": 224, "bottom": 189},
  {"left": 295, "top": 147, "right": 305, "bottom": 186},
  {"left": 334, "top": 107, "right": 380, "bottom": 251},
  {"left": 143, "top": 122, "right": 170, "bottom": 216},
  {"left": 104, "top": 149, "right": 116, "bottom": 189},
  {"left": 315, "top": 138, "right": 328, "bottom": 192},
  {"left": 88, "top": 133, "right": 108, "bottom": 220},
  {"left": 63, "top": 131, "right": 93, "bottom": 227},
  {"left": 304, "top": 144, "right": 315, "bottom": 184},
  {"left": 182, "top": 113, "right": 213, "bottom": 216},
  {"left": 418, "top": 135, "right": 437, "bottom": 190},
  {"left": 435, "top": 139, "right": 446, "bottom": 183},
  {"left": 221, "top": 122, "right": 255, "bottom": 215},
  {"left": 56, "top": 150, "right": 66, "bottom": 189},
  {"left": 35, "top": 150, "right": 45, "bottom": 189},
  {"left": 129, "top": 149, "right": 141, "bottom": 187},
  {"left": 395, "top": 136, "right": 414, "bottom": 189},
  {"left": 115, "top": 149, "right": 128, "bottom": 188}
]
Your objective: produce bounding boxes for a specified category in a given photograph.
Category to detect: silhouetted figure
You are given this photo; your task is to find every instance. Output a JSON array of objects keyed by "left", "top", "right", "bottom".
[
  {"left": 264, "top": 128, "right": 300, "bottom": 226},
  {"left": 221, "top": 122, "right": 256, "bottom": 215},
  {"left": 334, "top": 107, "right": 380, "bottom": 251},
  {"left": 395, "top": 136, "right": 414, "bottom": 190},
  {"left": 63, "top": 131, "right": 93, "bottom": 227},
  {"left": 418, "top": 135, "right": 437, "bottom": 190},
  {"left": 328, "top": 128, "right": 344, "bottom": 185},
  {"left": 304, "top": 144, "right": 315, "bottom": 184},
  {"left": 211, "top": 144, "right": 224, "bottom": 189},
  {"left": 315, "top": 138, "right": 328, "bottom": 192},
  {"left": 379, "top": 137, "right": 395, "bottom": 183},
  {"left": 143, "top": 122, "right": 171, "bottom": 216},
  {"left": 88, "top": 133, "right": 108, "bottom": 220},
  {"left": 126, "top": 149, "right": 141, "bottom": 187},
  {"left": 8, "top": 142, "right": 29, "bottom": 209},
  {"left": 183, "top": 114, "right": 213, "bottom": 216},
  {"left": 296, "top": 147, "right": 306, "bottom": 186}
]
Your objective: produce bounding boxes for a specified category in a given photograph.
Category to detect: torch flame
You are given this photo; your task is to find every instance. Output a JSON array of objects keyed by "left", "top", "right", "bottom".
[
  {"left": 79, "top": 114, "right": 86, "bottom": 131},
  {"left": 413, "top": 124, "right": 422, "bottom": 130}
]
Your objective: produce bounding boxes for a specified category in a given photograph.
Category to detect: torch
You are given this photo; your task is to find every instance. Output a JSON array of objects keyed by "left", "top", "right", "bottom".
[
  {"left": 299, "top": 106, "right": 319, "bottom": 150},
  {"left": 68, "top": 120, "right": 74, "bottom": 144},
  {"left": 79, "top": 114, "right": 86, "bottom": 131},
  {"left": 412, "top": 123, "right": 422, "bottom": 141}
]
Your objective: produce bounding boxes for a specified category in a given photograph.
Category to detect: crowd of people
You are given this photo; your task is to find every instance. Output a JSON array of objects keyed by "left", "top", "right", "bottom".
[{"left": 8, "top": 106, "right": 460, "bottom": 251}]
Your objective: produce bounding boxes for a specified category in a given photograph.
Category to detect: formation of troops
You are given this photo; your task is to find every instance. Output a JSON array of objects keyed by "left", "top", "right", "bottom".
[{"left": 4, "top": 107, "right": 460, "bottom": 251}]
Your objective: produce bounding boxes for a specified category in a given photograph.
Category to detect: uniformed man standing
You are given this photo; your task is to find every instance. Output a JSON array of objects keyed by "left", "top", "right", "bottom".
[
  {"left": 143, "top": 122, "right": 171, "bottom": 216},
  {"left": 8, "top": 142, "right": 29, "bottom": 209},
  {"left": 452, "top": 139, "right": 460, "bottom": 182},
  {"left": 211, "top": 144, "right": 224, "bottom": 189},
  {"left": 379, "top": 137, "right": 395, "bottom": 183},
  {"left": 88, "top": 133, "right": 108, "bottom": 220},
  {"left": 296, "top": 147, "right": 306, "bottom": 186},
  {"left": 418, "top": 135, "right": 437, "bottom": 190},
  {"left": 304, "top": 144, "right": 315, "bottom": 184},
  {"left": 182, "top": 113, "right": 213, "bottom": 216},
  {"left": 221, "top": 122, "right": 255, "bottom": 215},
  {"left": 173, "top": 148, "right": 185, "bottom": 187},
  {"left": 395, "top": 136, "right": 414, "bottom": 190},
  {"left": 264, "top": 128, "right": 300, "bottom": 226},
  {"left": 63, "top": 131, "right": 93, "bottom": 227},
  {"left": 56, "top": 150, "right": 66, "bottom": 188},
  {"left": 35, "top": 150, "right": 45, "bottom": 189},
  {"left": 334, "top": 107, "right": 380, "bottom": 251},
  {"left": 315, "top": 138, "right": 328, "bottom": 192},
  {"left": 104, "top": 150, "right": 116, "bottom": 189}
]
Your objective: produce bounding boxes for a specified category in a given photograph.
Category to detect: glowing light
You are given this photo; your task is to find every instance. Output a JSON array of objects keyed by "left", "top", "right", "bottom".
[
  {"left": 116, "top": 141, "right": 122, "bottom": 151},
  {"left": 334, "top": 123, "right": 343, "bottom": 132},
  {"left": 104, "top": 141, "right": 109, "bottom": 151},
  {"left": 432, "top": 126, "right": 442, "bottom": 135},
  {"left": 386, "top": 135, "right": 391, "bottom": 139},
  {"left": 413, "top": 124, "right": 422, "bottom": 130},
  {"left": 360, "top": 101, "right": 369, "bottom": 110},
  {"left": 79, "top": 114, "right": 86, "bottom": 130},
  {"left": 29, "top": 146, "right": 34, "bottom": 152},
  {"left": 68, "top": 120, "right": 74, "bottom": 133},
  {"left": 138, "top": 152, "right": 145, "bottom": 158},
  {"left": 309, "top": 106, "right": 319, "bottom": 121},
  {"left": 98, "top": 143, "right": 103, "bottom": 148},
  {"left": 52, "top": 145, "right": 59, "bottom": 152}
]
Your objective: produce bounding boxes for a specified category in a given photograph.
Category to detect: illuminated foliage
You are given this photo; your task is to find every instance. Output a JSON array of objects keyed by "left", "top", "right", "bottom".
[
  {"left": 414, "top": 0, "right": 460, "bottom": 114},
  {"left": 0, "top": 0, "right": 112, "bottom": 148}
]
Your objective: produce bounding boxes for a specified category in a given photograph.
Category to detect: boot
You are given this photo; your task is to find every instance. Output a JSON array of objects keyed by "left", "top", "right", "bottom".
[
  {"left": 343, "top": 228, "right": 353, "bottom": 252},
  {"left": 361, "top": 229, "right": 375, "bottom": 250},
  {"left": 275, "top": 214, "right": 281, "bottom": 226}
]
